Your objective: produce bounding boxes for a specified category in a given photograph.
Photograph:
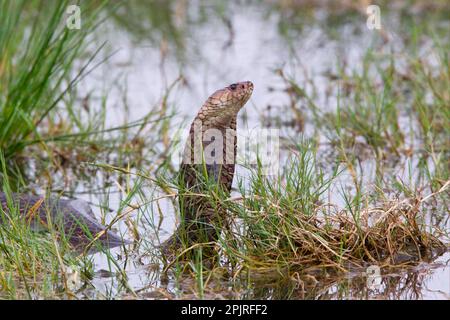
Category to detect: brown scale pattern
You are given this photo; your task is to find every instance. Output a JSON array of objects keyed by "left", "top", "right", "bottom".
[
  {"left": 162, "top": 81, "right": 253, "bottom": 257},
  {"left": 0, "top": 192, "right": 129, "bottom": 250}
]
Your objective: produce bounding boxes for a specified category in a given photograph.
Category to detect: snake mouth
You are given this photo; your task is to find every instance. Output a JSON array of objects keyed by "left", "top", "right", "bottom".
[
  {"left": 245, "top": 81, "right": 254, "bottom": 90},
  {"left": 240, "top": 81, "right": 254, "bottom": 102}
]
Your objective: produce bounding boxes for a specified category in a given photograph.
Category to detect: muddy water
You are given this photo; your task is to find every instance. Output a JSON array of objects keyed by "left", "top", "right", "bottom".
[{"left": 63, "top": 4, "right": 449, "bottom": 299}]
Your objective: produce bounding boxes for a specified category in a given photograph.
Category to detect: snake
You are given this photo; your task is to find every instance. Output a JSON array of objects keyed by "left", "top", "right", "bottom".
[
  {"left": 0, "top": 192, "right": 130, "bottom": 250},
  {"left": 161, "top": 81, "right": 254, "bottom": 256},
  {"left": 0, "top": 81, "right": 253, "bottom": 253}
]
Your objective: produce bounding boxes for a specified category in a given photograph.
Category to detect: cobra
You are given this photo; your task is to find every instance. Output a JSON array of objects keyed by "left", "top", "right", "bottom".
[
  {"left": 0, "top": 81, "right": 254, "bottom": 253},
  {"left": 162, "top": 81, "right": 254, "bottom": 255}
]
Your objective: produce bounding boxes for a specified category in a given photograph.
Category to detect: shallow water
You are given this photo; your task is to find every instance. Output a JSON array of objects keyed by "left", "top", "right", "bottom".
[{"left": 43, "top": 2, "right": 450, "bottom": 299}]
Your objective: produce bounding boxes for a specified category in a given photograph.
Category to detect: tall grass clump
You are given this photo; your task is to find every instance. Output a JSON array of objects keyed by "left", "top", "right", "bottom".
[
  {"left": 0, "top": 0, "right": 106, "bottom": 160},
  {"left": 219, "top": 142, "right": 446, "bottom": 275},
  {"left": 0, "top": 0, "right": 112, "bottom": 298}
]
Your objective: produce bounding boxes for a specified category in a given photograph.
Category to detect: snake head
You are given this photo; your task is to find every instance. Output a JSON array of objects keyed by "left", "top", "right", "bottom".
[
  {"left": 201, "top": 81, "right": 253, "bottom": 126},
  {"left": 226, "top": 81, "right": 254, "bottom": 107}
]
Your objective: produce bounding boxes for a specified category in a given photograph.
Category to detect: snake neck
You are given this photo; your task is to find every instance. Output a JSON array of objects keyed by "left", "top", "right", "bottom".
[
  {"left": 182, "top": 115, "right": 237, "bottom": 166},
  {"left": 194, "top": 96, "right": 242, "bottom": 130}
]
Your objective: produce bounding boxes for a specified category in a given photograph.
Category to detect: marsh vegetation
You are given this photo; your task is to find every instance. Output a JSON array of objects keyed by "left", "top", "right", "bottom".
[{"left": 0, "top": 0, "right": 449, "bottom": 299}]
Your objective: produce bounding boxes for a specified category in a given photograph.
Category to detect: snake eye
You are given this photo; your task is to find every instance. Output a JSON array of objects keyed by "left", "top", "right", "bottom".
[{"left": 229, "top": 83, "right": 237, "bottom": 90}]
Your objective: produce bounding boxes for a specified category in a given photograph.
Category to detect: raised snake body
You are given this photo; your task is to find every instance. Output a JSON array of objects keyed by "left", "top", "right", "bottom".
[
  {"left": 162, "top": 81, "right": 254, "bottom": 255},
  {"left": 0, "top": 81, "right": 253, "bottom": 253}
]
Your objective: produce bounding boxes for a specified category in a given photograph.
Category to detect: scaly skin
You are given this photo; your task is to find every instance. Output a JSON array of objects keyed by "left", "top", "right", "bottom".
[
  {"left": 0, "top": 192, "right": 130, "bottom": 251},
  {"left": 162, "top": 81, "right": 254, "bottom": 258}
]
